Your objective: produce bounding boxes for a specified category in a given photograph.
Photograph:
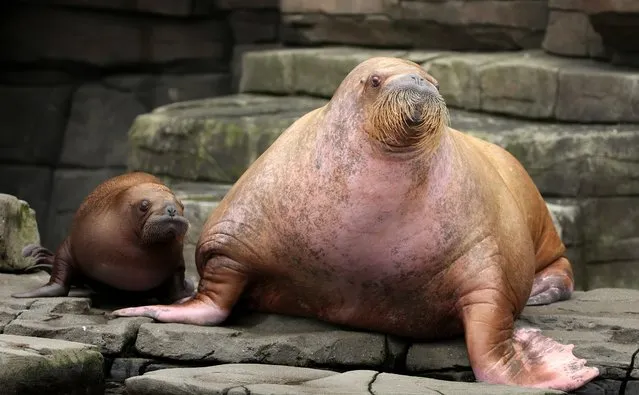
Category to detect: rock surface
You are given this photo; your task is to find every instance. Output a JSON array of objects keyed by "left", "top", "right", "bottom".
[
  {"left": 0, "top": 194, "right": 40, "bottom": 273},
  {"left": 2, "top": 5, "right": 230, "bottom": 68},
  {"left": 279, "top": 0, "right": 548, "bottom": 50},
  {"left": 125, "top": 363, "right": 563, "bottom": 395},
  {"left": 0, "top": 272, "right": 635, "bottom": 394},
  {"left": 0, "top": 333, "right": 104, "bottom": 395},
  {"left": 239, "top": 47, "right": 639, "bottom": 122},
  {"left": 583, "top": 0, "right": 639, "bottom": 66},
  {"left": 128, "top": 94, "right": 327, "bottom": 183},
  {"left": 541, "top": 0, "right": 604, "bottom": 59}
]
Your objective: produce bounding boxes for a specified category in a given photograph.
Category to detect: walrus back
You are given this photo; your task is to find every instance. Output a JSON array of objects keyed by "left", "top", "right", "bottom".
[{"left": 458, "top": 131, "right": 565, "bottom": 269}]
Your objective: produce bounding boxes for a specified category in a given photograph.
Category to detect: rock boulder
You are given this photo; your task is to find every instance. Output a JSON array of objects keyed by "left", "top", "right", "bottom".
[
  {"left": 0, "top": 194, "right": 40, "bottom": 273},
  {"left": 0, "top": 333, "right": 104, "bottom": 395}
]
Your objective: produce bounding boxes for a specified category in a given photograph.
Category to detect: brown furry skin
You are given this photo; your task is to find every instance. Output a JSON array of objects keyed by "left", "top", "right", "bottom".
[
  {"left": 111, "top": 58, "right": 598, "bottom": 390},
  {"left": 13, "top": 172, "right": 193, "bottom": 303}
]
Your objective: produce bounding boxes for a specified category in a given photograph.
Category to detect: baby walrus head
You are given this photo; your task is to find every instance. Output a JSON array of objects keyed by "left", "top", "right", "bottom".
[
  {"left": 336, "top": 57, "right": 449, "bottom": 154},
  {"left": 119, "top": 183, "right": 190, "bottom": 245}
]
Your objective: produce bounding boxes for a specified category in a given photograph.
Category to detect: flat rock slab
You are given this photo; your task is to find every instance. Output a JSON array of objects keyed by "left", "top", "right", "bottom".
[
  {"left": 1, "top": 275, "right": 638, "bottom": 393},
  {"left": 125, "top": 363, "right": 562, "bottom": 395},
  {"left": 0, "top": 333, "right": 104, "bottom": 395},
  {"left": 239, "top": 47, "right": 639, "bottom": 122},
  {"left": 134, "top": 313, "right": 389, "bottom": 367}
]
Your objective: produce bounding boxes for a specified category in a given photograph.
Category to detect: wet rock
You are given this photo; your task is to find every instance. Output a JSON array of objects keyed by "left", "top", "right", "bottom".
[
  {"left": 3, "top": 311, "right": 152, "bottom": 355},
  {"left": 109, "top": 358, "right": 156, "bottom": 382},
  {"left": 0, "top": 333, "right": 104, "bottom": 395},
  {"left": 373, "top": 371, "right": 563, "bottom": 395},
  {"left": 135, "top": 313, "right": 386, "bottom": 367},
  {"left": 0, "top": 272, "right": 632, "bottom": 391},
  {"left": 0, "top": 307, "right": 19, "bottom": 332},
  {"left": 124, "top": 363, "right": 564, "bottom": 395},
  {"left": 0, "top": 194, "right": 40, "bottom": 273}
]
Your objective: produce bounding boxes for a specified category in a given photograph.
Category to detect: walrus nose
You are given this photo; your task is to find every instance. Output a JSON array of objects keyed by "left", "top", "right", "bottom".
[
  {"left": 387, "top": 73, "right": 437, "bottom": 94},
  {"left": 166, "top": 204, "right": 177, "bottom": 217}
]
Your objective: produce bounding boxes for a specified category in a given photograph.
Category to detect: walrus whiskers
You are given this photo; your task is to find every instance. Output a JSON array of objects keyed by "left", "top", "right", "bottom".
[{"left": 369, "top": 88, "right": 449, "bottom": 154}]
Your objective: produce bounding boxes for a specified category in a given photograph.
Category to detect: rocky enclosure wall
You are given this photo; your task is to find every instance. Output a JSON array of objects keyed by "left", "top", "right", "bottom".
[
  {"left": 1, "top": 0, "right": 638, "bottom": 275},
  {"left": 0, "top": 0, "right": 279, "bottom": 247}
]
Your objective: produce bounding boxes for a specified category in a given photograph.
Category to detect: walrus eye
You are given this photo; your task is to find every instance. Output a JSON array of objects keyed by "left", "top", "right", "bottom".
[
  {"left": 139, "top": 200, "right": 150, "bottom": 212},
  {"left": 370, "top": 75, "right": 381, "bottom": 88}
]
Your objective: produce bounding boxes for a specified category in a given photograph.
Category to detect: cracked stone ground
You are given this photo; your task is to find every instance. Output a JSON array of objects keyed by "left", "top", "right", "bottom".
[{"left": 1, "top": 271, "right": 638, "bottom": 394}]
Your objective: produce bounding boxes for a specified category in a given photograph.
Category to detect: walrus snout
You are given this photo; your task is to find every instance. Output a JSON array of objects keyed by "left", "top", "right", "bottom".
[
  {"left": 166, "top": 204, "right": 178, "bottom": 217},
  {"left": 141, "top": 201, "right": 189, "bottom": 244},
  {"left": 141, "top": 215, "right": 189, "bottom": 244},
  {"left": 385, "top": 73, "right": 438, "bottom": 96}
]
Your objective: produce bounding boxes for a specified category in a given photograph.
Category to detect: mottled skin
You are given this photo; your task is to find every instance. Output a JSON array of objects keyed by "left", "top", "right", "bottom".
[
  {"left": 13, "top": 172, "right": 193, "bottom": 303},
  {"left": 113, "top": 58, "right": 599, "bottom": 390}
]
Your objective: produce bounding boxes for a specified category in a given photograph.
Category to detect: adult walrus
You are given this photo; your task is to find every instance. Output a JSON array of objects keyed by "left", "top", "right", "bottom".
[
  {"left": 113, "top": 58, "right": 599, "bottom": 390},
  {"left": 13, "top": 172, "right": 193, "bottom": 303}
]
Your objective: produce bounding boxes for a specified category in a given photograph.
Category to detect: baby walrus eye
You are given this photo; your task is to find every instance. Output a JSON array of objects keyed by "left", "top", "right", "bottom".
[
  {"left": 139, "top": 199, "right": 150, "bottom": 212},
  {"left": 370, "top": 75, "right": 381, "bottom": 88}
]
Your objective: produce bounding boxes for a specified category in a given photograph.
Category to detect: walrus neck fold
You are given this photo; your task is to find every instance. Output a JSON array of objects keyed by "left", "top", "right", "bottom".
[{"left": 367, "top": 88, "right": 450, "bottom": 155}]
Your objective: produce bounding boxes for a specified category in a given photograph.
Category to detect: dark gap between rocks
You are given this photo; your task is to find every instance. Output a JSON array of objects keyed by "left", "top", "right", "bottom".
[{"left": 620, "top": 346, "right": 639, "bottom": 395}]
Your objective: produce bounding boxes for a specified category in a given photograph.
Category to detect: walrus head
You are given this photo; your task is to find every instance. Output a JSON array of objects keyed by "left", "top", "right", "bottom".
[
  {"left": 335, "top": 57, "right": 449, "bottom": 154},
  {"left": 124, "top": 183, "right": 189, "bottom": 245}
]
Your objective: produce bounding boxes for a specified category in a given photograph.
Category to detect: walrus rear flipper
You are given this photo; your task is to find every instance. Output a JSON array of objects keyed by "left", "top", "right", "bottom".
[
  {"left": 18, "top": 244, "right": 55, "bottom": 275},
  {"left": 12, "top": 239, "right": 74, "bottom": 298}
]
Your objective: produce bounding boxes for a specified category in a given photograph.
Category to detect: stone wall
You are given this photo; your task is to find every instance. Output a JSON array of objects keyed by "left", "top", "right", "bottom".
[
  {"left": 0, "top": 0, "right": 280, "bottom": 248},
  {"left": 1, "top": 0, "right": 638, "bottom": 276},
  {"left": 281, "top": 0, "right": 639, "bottom": 66}
]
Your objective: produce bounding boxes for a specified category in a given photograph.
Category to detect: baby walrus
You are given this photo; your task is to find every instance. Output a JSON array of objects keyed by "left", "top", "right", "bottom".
[
  {"left": 112, "top": 58, "right": 599, "bottom": 391},
  {"left": 13, "top": 172, "right": 193, "bottom": 303}
]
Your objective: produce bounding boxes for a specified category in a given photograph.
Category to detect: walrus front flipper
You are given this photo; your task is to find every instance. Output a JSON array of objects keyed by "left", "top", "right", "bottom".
[
  {"left": 12, "top": 282, "right": 68, "bottom": 298},
  {"left": 527, "top": 257, "right": 574, "bottom": 306},
  {"left": 112, "top": 256, "right": 247, "bottom": 326},
  {"left": 461, "top": 289, "right": 599, "bottom": 391},
  {"left": 12, "top": 239, "right": 74, "bottom": 298}
]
